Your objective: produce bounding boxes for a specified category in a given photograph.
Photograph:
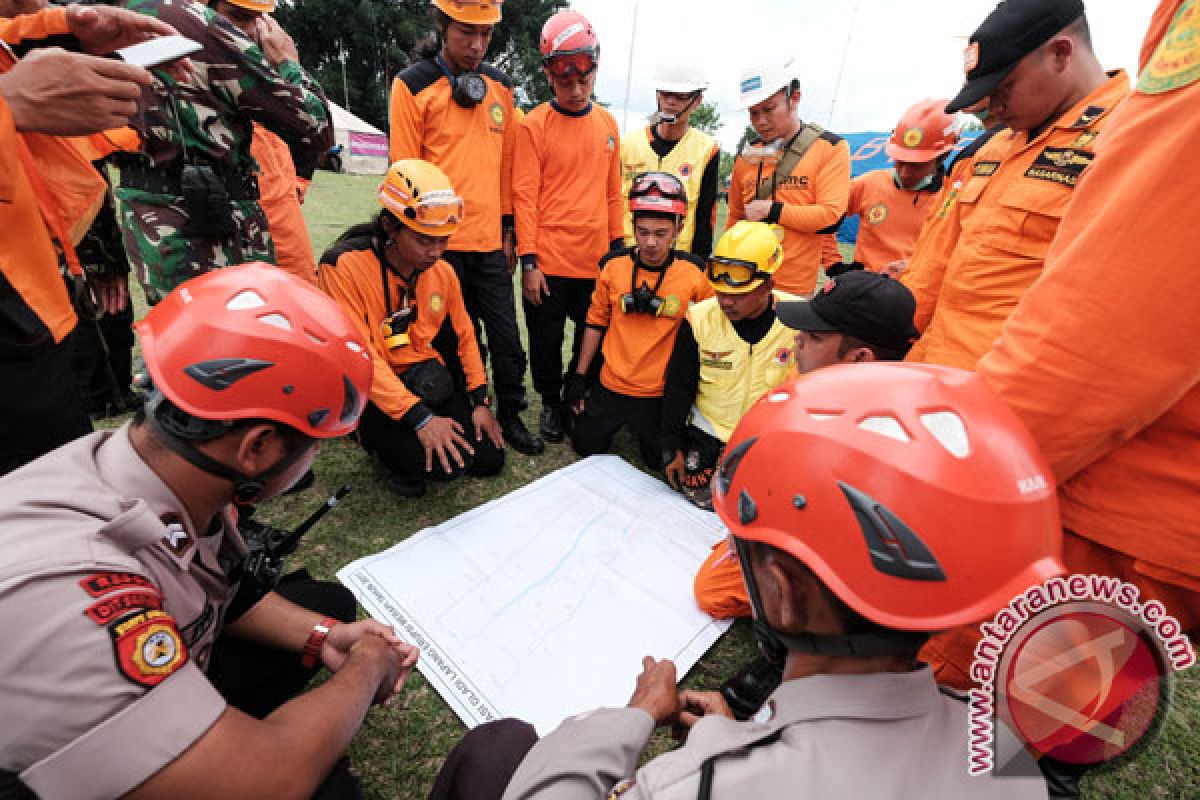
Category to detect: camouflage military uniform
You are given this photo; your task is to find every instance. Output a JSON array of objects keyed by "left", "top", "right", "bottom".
[{"left": 116, "top": 0, "right": 332, "bottom": 302}]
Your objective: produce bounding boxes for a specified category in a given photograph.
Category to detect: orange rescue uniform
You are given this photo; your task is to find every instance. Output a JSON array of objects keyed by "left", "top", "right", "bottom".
[
  {"left": 389, "top": 60, "right": 517, "bottom": 253},
  {"left": 726, "top": 129, "right": 850, "bottom": 295},
  {"left": 902, "top": 127, "right": 1004, "bottom": 347},
  {"left": 251, "top": 124, "right": 317, "bottom": 284},
  {"left": 847, "top": 168, "right": 942, "bottom": 272},
  {"left": 317, "top": 244, "right": 487, "bottom": 424},
  {"left": 585, "top": 252, "right": 713, "bottom": 397},
  {"left": 904, "top": 72, "right": 1130, "bottom": 370},
  {"left": 513, "top": 102, "right": 623, "bottom": 279},
  {"left": 0, "top": 7, "right": 77, "bottom": 346}
]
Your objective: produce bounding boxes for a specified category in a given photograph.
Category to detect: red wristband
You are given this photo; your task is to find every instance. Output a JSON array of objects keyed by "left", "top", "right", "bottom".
[{"left": 301, "top": 617, "right": 338, "bottom": 669}]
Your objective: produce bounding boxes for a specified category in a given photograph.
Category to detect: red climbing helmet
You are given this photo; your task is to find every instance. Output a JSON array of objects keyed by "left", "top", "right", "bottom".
[
  {"left": 713, "top": 362, "right": 1063, "bottom": 632},
  {"left": 540, "top": 9, "right": 599, "bottom": 78},
  {"left": 136, "top": 263, "right": 373, "bottom": 439},
  {"left": 629, "top": 171, "right": 688, "bottom": 216}
]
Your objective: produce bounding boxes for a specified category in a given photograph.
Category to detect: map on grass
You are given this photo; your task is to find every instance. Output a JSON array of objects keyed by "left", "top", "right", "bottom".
[{"left": 337, "top": 455, "right": 732, "bottom": 735}]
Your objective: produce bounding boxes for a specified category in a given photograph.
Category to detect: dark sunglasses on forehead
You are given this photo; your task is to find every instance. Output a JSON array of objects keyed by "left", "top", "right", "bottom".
[{"left": 543, "top": 50, "right": 598, "bottom": 79}]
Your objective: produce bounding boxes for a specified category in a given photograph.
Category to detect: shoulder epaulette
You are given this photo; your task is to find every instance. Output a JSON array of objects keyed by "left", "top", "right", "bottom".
[
  {"left": 676, "top": 251, "right": 706, "bottom": 270},
  {"left": 818, "top": 129, "right": 844, "bottom": 146},
  {"left": 599, "top": 248, "right": 632, "bottom": 271},
  {"left": 320, "top": 235, "right": 375, "bottom": 268},
  {"left": 479, "top": 63, "right": 514, "bottom": 89},
  {"left": 398, "top": 58, "right": 444, "bottom": 96}
]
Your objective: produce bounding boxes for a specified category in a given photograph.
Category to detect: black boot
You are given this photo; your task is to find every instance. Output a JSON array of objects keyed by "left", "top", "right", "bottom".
[
  {"left": 501, "top": 414, "right": 545, "bottom": 455},
  {"left": 539, "top": 404, "right": 566, "bottom": 444},
  {"left": 720, "top": 655, "right": 783, "bottom": 720}
]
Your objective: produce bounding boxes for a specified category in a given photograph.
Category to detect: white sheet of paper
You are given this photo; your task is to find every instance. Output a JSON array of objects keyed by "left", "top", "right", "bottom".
[{"left": 338, "top": 455, "right": 732, "bottom": 735}]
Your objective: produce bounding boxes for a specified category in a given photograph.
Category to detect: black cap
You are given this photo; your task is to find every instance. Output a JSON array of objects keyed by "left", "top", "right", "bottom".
[
  {"left": 777, "top": 271, "right": 918, "bottom": 357},
  {"left": 945, "top": 0, "right": 1086, "bottom": 113}
]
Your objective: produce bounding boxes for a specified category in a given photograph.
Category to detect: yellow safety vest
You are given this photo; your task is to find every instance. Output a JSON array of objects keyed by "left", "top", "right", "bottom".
[
  {"left": 621, "top": 126, "right": 719, "bottom": 254},
  {"left": 688, "top": 291, "right": 799, "bottom": 443}
]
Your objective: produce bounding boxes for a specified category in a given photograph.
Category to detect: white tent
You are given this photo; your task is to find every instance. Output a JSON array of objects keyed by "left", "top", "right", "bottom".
[{"left": 328, "top": 101, "right": 389, "bottom": 175}]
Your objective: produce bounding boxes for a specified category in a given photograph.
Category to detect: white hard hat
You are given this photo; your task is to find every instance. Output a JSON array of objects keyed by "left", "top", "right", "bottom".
[
  {"left": 653, "top": 60, "right": 708, "bottom": 94},
  {"left": 737, "top": 57, "right": 799, "bottom": 110}
]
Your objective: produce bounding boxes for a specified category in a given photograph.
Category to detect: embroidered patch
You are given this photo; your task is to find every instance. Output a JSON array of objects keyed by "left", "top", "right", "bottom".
[
  {"left": 773, "top": 347, "right": 793, "bottom": 367},
  {"left": 1068, "top": 105, "right": 1106, "bottom": 129},
  {"left": 661, "top": 295, "right": 681, "bottom": 317},
  {"left": 679, "top": 162, "right": 692, "bottom": 177},
  {"left": 80, "top": 572, "right": 155, "bottom": 598},
  {"left": 109, "top": 610, "right": 188, "bottom": 688},
  {"left": 1139, "top": 0, "right": 1200, "bottom": 94},
  {"left": 489, "top": 102, "right": 505, "bottom": 129},
  {"left": 700, "top": 349, "right": 734, "bottom": 370},
  {"left": 1025, "top": 147, "right": 1094, "bottom": 187},
  {"left": 1069, "top": 131, "right": 1099, "bottom": 148},
  {"left": 964, "top": 41, "right": 980, "bottom": 73},
  {"left": 902, "top": 127, "right": 924, "bottom": 148},
  {"left": 866, "top": 202, "right": 889, "bottom": 225},
  {"left": 973, "top": 160, "right": 1000, "bottom": 177},
  {"left": 84, "top": 591, "right": 163, "bottom": 626}
]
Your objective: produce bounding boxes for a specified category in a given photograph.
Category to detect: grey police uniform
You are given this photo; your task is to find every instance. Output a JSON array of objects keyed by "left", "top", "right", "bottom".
[
  {"left": 503, "top": 666, "right": 1047, "bottom": 799},
  {"left": 0, "top": 424, "right": 242, "bottom": 799}
]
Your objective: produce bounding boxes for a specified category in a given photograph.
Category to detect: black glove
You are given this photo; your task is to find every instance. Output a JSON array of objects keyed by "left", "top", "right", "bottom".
[{"left": 564, "top": 373, "right": 590, "bottom": 408}]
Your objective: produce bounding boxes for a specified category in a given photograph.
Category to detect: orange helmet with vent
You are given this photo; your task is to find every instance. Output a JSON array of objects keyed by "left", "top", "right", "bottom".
[
  {"left": 713, "top": 362, "right": 1063, "bottom": 635},
  {"left": 886, "top": 98, "right": 958, "bottom": 163},
  {"left": 432, "top": 0, "right": 502, "bottom": 25},
  {"left": 379, "top": 160, "right": 465, "bottom": 238},
  {"left": 136, "top": 263, "right": 373, "bottom": 439}
]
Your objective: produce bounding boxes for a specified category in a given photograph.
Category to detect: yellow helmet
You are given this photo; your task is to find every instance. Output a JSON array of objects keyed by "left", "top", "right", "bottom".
[
  {"left": 224, "top": 0, "right": 276, "bottom": 13},
  {"left": 433, "top": 0, "right": 502, "bottom": 25},
  {"left": 379, "top": 160, "right": 465, "bottom": 238},
  {"left": 707, "top": 221, "right": 784, "bottom": 294}
]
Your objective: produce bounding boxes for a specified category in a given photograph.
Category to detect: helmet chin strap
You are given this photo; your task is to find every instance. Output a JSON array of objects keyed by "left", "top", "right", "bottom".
[
  {"left": 146, "top": 391, "right": 311, "bottom": 505},
  {"left": 732, "top": 537, "right": 929, "bottom": 662}
]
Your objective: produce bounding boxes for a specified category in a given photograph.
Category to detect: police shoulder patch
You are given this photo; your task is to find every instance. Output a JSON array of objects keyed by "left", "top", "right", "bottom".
[
  {"left": 109, "top": 609, "right": 188, "bottom": 688},
  {"left": 80, "top": 572, "right": 156, "bottom": 598},
  {"left": 85, "top": 590, "right": 163, "bottom": 626},
  {"left": 1139, "top": 0, "right": 1200, "bottom": 95}
]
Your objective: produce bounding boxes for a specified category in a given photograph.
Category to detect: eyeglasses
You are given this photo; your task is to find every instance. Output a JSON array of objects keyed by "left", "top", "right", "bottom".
[
  {"left": 543, "top": 50, "right": 597, "bottom": 79},
  {"left": 707, "top": 256, "right": 772, "bottom": 288}
]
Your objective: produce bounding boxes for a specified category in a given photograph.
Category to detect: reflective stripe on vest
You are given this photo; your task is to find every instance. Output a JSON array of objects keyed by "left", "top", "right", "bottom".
[
  {"left": 621, "top": 126, "right": 718, "bottom": 253},
  {"left": 688, "top": 291, "right": 798, "bottom": 442}
]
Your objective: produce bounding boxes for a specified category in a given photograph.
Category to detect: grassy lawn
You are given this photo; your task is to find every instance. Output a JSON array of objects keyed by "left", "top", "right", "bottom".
[{"left": 126, "top": 170, "right": 1199, "bottom": 797}]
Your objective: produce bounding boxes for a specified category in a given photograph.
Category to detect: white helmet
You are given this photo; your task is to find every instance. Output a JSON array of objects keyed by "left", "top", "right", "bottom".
[
  {"left": 737, "top": 57, "right": 799, "bottom": 110},
  {"left": 654, "top": 60, "right": 708, "bottom": 94}
]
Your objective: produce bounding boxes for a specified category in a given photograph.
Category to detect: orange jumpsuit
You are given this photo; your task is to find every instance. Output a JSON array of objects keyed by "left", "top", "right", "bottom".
[
  {"left": 251, "top": 124, "right": 317, "bottom": 284},
  {"left": 922, "top": 8, "right": 1200, "bottom": 688},
  {"left": 726, "top": 129, "right": 850, "bottom": 296},
  {"left": 847, "top": 168, "right": 942, "bottom": 272},
  {"left": 905, "top": 72, "right": 1129, "bottom": 369}
]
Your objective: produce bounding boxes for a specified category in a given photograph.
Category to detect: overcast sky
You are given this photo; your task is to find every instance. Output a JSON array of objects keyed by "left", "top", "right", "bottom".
[{"left": 568, "top": 0, "right": 1153, "bottom": 150}]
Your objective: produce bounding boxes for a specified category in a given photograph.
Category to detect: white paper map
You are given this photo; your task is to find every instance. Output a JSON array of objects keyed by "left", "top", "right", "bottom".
[{"left": 338, "top": 455, "right": 732, "bottom": 735}]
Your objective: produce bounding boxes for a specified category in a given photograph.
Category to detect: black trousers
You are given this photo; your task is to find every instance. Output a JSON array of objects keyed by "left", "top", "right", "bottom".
[
  {"left": 427, "top": 719, "right": 538, "bottom": 800},
  {"left": 358, "top": 391, "right": 506, "bottom": 484},
  {"left": 571, "top": 383, "right": 665, "bottom": 470},
  {"left": 206, "top": 571, "right": 362, "bottom": 799},
  {"left": 0, "top": 332, "right": 92, "bottom": 476},
  {"left": 522, "top": 275, "right": 594, "bottom": 407},
  {"left": 70, "top": 304, "right": 135, "bottom": 414},
  {"left": 443, "top": 250, "right": 528, "bottom": 420}
]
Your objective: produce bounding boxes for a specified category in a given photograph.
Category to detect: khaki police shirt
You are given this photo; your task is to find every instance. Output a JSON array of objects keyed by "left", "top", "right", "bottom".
[
  {"left": 503, "top": 666, "right": 1047, "bottom": 799},
  {"left": 0, "top": 424, "right": 243, "bottom": 800}
]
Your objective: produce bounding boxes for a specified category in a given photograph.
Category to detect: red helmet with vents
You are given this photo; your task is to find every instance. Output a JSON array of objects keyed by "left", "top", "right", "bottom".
[
  {"left": 713, "top": 362, "right": 1063, "bottom": 632},
  {"left": 136, "top": 264, "right": 373, "bottom": 439}
]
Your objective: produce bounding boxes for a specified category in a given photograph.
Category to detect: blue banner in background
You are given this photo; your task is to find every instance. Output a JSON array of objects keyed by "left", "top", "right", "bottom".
[{"left": 836, "top": 130, "right": 981, "bottom": 245}]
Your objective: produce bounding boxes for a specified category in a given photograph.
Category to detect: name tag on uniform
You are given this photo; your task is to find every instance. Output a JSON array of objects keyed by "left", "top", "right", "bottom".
[
  {"left": 973, "top": 161, "right": 1000, "bottom": 177},
  {"left": 1025, "top": 147, "right": 1094, "bottom": 187}
]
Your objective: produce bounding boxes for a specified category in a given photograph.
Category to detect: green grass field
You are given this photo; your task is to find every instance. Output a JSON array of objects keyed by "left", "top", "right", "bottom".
[{"left": 141, "top": 171, "right": 1199, "bottom": 797}]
